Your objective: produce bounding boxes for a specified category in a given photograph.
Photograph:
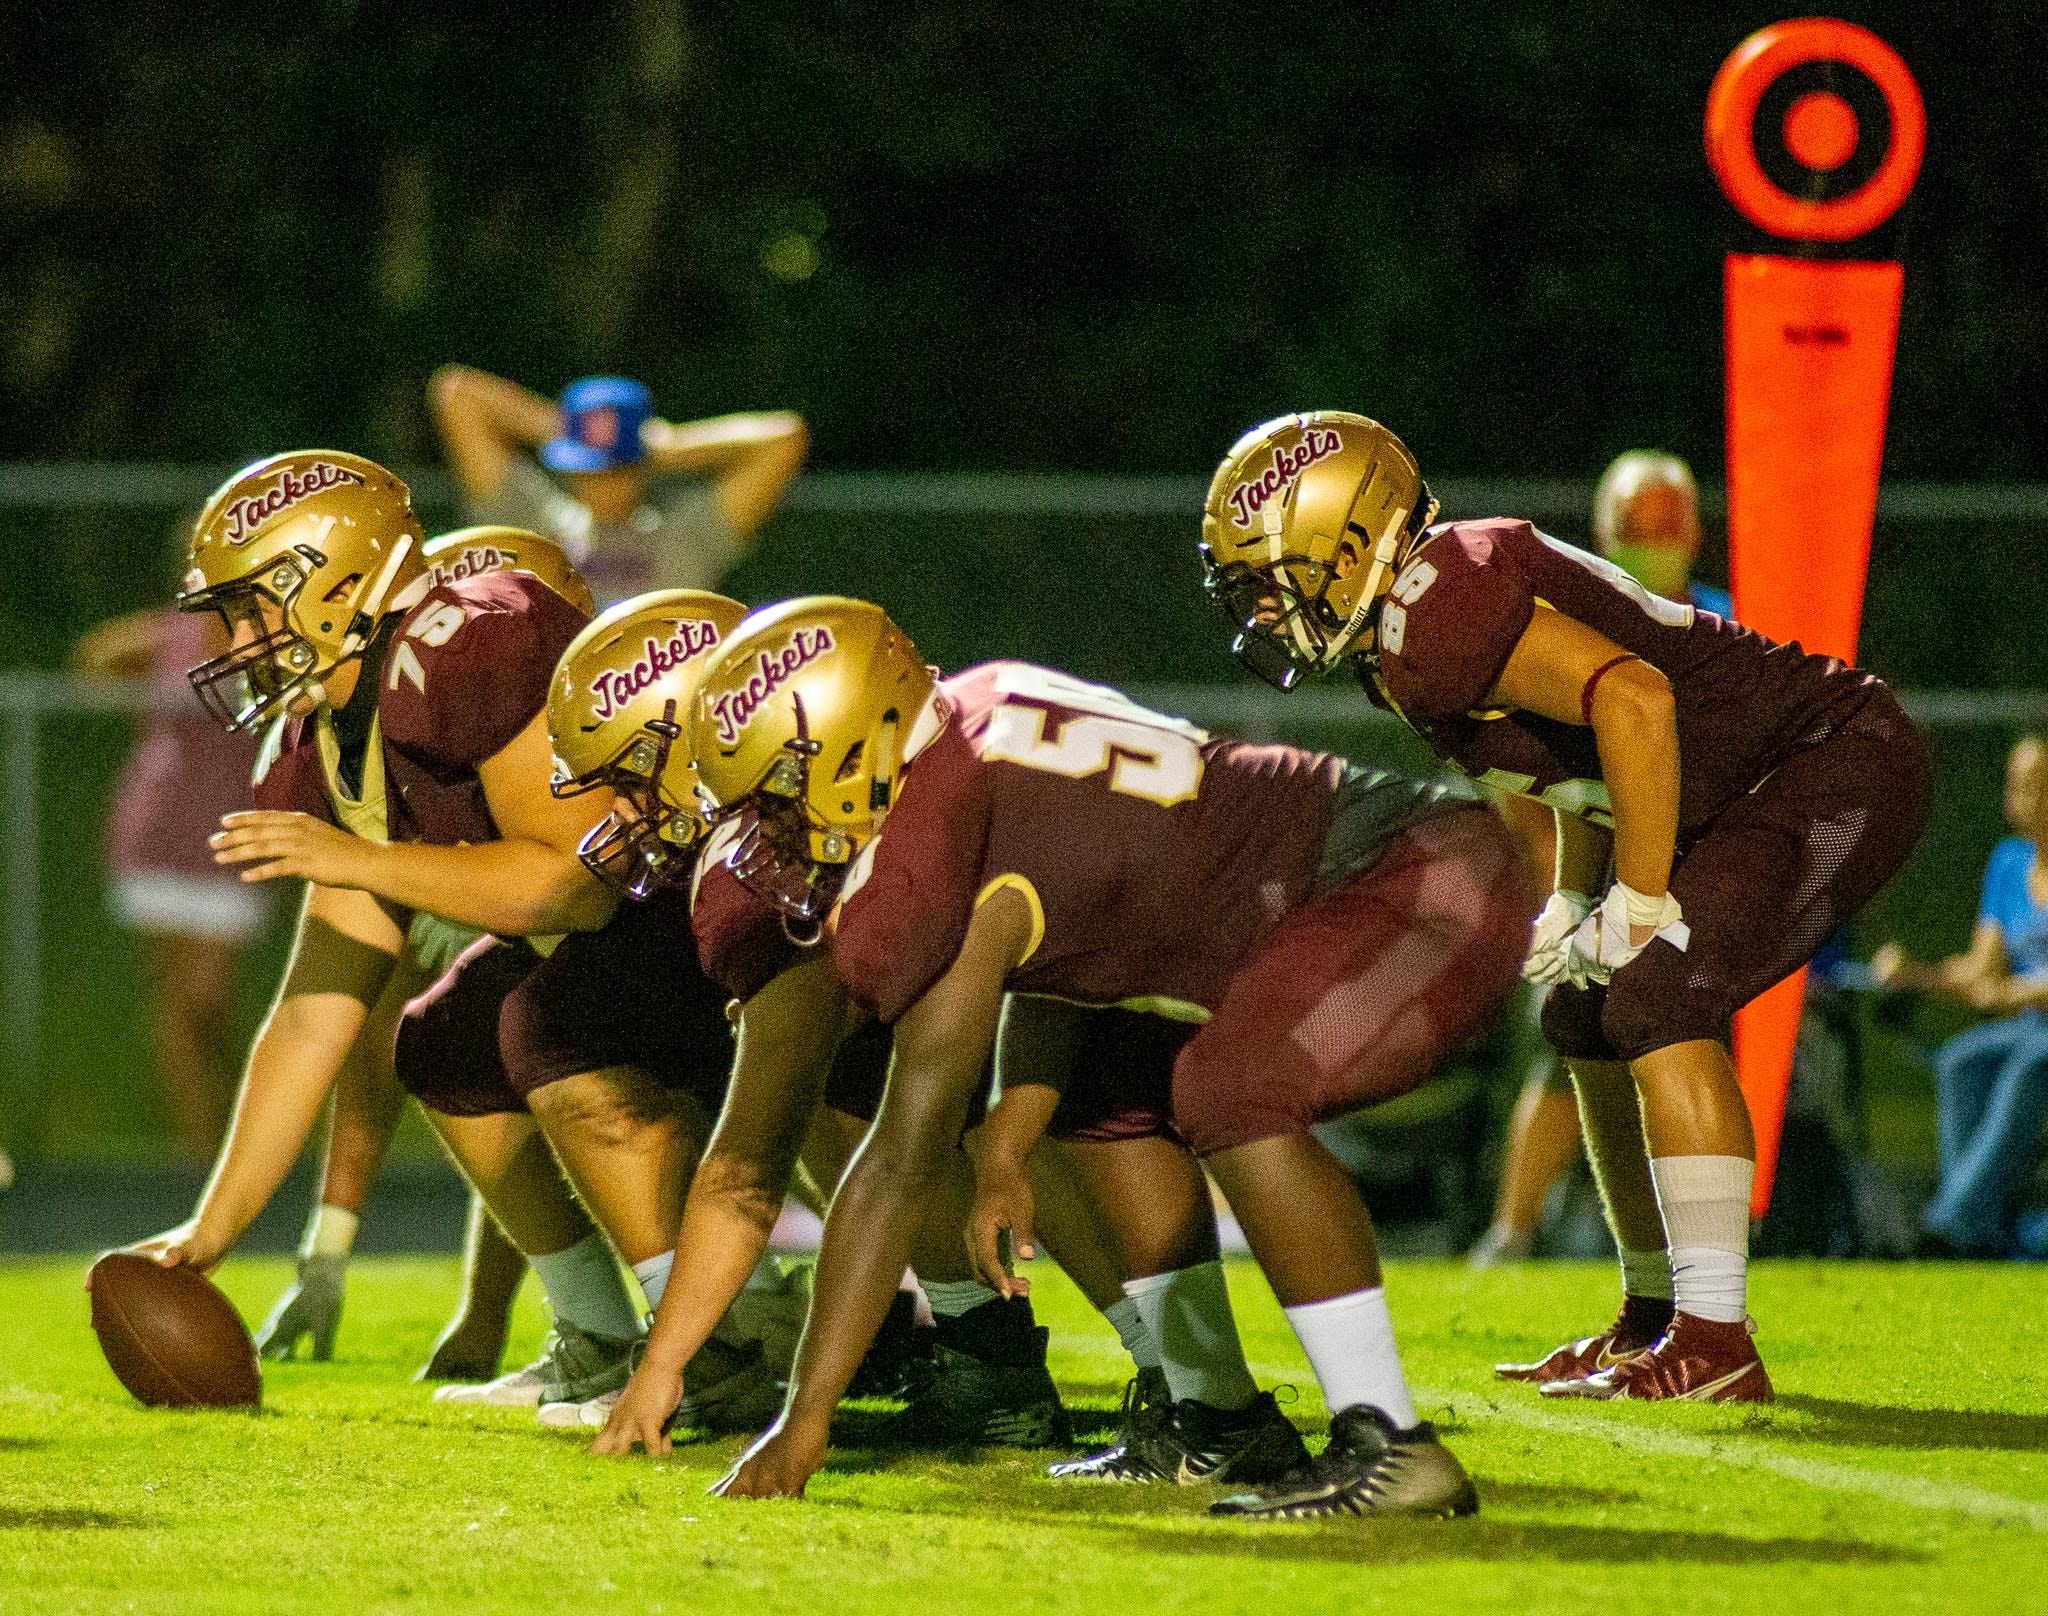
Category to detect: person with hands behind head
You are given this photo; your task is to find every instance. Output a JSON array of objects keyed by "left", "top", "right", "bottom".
[
  {"left": 1873, "top": 734, "right": 2048, "bottom": 1257},
  {"left": 1201, "top": 412, "right": 1931, "bottom": 1404},
  {"left": 687, "top": 598, "right": 1531, "bottom": 1519},
  {"left": 430, "top": 365, "right": 807, "bottom": 607}
]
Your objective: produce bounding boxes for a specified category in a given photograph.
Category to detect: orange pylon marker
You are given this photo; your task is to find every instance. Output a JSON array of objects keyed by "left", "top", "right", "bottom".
[{"left": 1706, "top": 19, "right": 1925, "bottom": 1215}]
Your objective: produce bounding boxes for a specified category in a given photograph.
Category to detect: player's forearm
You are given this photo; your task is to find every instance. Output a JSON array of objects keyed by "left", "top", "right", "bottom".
[
  {"left": 639, "top": 1156, "right": 790, "bottom": 1376},
  {"left": 351, "top": 839, "right": 614, "bottom": 936},
  {"left": 1589, "top": 669, "right": 1680, "bottom": 898},
  {"left": 974, "top": 1084, "right": 1060, "bottom": 1176},
  {"left": 639, "top": 412, "right": 805, "bottom": 475},
  {"left": 782, "top": 1139, "right": 946, "bottom": 1428},
  {"left": 195, "top": 998, "right": 365, "bottom": 1251},
  {"left": 1552, "top": 808, "right": 1614, "bottom": 897},
  {"left": 432, "top": 365, "right": 559, "bottom": 448}
]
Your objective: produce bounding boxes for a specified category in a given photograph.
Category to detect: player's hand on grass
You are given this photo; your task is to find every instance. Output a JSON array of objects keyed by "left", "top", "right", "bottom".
[
  {"left": 211, "top": 810, "right": 373, "bottom": 887},
  {"left": 590, "top": 1358, "right": 686, "bottom": 1457},
  {"left": 254, "top": 1253, "right": 346, "bottom": 1361},
  {"left": 711, "top": 1412, "right": 827, "bottom": 1501},
  {"left": 966, "top": 1162, "right": 1036, "bottom": 1299}
]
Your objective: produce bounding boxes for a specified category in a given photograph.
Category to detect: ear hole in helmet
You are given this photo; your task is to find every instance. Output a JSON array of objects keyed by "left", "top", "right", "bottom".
[
  {"left": 323, "top": 574, "right": 361, "bottom": 603},
  {"left": 834, "top": 742, "right": 864, "bottom": 783}
]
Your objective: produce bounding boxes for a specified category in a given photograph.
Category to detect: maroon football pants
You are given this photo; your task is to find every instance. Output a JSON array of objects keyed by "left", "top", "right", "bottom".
[
  {"left": 394, "top": 887, "right": 733, "bottom": 1118},
  {"left": 1542, "top": 686, "right": 1930, "bottom": 1062},
  {"left": 1171, "top": 805, "right": 1535, "bottom": 1156}
]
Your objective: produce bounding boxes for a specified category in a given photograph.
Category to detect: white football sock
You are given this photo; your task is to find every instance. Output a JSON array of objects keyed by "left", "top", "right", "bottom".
[
  {"left": 303, "top": 1204, "right": 359, "bottom": 1260},
  {"left": 1124, "top": 1262, "right": 1258, "bottom": 1411},
  {"left": 1650, "top": 1155, "right": 1753, "bottom": 1325},
  {"left": 529, "top": 1234, "right": 642, "bottom": 1342},
  {"left": 630, "top": 1250, "right": 674, "bottom": 1312},
  {"left": 1282, "top": 1286, "right": 1419, "bottom": 1431},
  {"left": 921, "top": 1278, "right": 1003, "bottom": 1317},
  {"left": 741, "top": 1252, "right": 787, "bottom": 1295},
  {"left": 1619, "top": 1246, "right": 1675, "bottom": 1303},
  {"left": 1102, "top": 1295, "right": 1161, "bottom": 1372}
]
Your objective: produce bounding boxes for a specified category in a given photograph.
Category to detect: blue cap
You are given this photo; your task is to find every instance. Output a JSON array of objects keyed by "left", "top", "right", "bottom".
[{"left": 541, "top": 376, "right": 652, "bottom": 472}]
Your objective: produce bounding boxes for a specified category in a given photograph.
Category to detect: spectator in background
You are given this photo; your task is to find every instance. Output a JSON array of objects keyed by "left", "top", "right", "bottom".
[
  {"left": 1872, "top": 735, "right": 2048, "bottom": 1258},
  {"left": 428, "top": 366, "right": 807, "bottom": 607},
  {"left": 71, "top": 602, "right": 270, "bottom": 1158},
  {"left": 1469, "top": 449, "right": 1728, "bottom": 1264}
]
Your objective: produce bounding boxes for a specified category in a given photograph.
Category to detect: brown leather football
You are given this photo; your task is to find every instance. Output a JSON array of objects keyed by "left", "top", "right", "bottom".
[{"left": 88, "top": 1252, "right": 262, "bottom": 1410}]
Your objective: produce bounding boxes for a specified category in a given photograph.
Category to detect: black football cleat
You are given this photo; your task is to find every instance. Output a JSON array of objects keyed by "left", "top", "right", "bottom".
[
  {"left": 1053, "top": 1377, "right": 1309, "bottom": 1485},
  {"left": 1210, "top": 1405, "right": 1478, "bottom": 1521},
  {"left": 849, "top": 1290, "right": 932, "bottom": 1400},
  {"left": 1046, "top": 1367, "right": 1173, "bottom": 1478},
  {"left": 880, "top": 1336, "right": 1072, "bottom": 1448}
]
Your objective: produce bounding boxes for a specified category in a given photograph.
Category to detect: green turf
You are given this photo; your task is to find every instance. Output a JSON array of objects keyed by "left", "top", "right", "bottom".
[{"left": 4, "top": 1256, "right": 2045, "bottom": 1615}]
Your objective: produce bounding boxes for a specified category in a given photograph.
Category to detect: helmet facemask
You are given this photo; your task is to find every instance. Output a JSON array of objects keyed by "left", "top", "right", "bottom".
[
  {"left": 180, "top": 549, "right": 331, "bottom": 731},
  {"left": 555, "top": 700, "right": 701, "bottom": 899},
  {"left": 719, "top": 696, "right": 871, "bottom": 925}
]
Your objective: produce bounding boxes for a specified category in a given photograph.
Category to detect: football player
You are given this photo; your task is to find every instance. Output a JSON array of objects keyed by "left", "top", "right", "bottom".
[
  {"left": 551, "top": 609, "right": 1201, "bottom": 1451},
  {"left": 1200, "top": 412, "right": 1931, "bottom": 1402},
  {"left": 122, "top": 456, "right": 791, "bottom": 1417},
  {"left": 254, "top": 527, "right": 591, "bottom": 1377},
  {"left": 667, "top": 599, "right": 1532, "bottom": 1518}
]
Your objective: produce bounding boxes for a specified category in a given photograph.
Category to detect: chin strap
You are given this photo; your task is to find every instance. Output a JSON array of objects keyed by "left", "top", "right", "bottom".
[{"left": 338, "top": 536, "right": 417, "bottom": 661}]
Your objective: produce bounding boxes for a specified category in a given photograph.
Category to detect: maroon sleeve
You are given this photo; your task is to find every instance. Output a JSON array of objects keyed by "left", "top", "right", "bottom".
[
  {"left": 830, "top": 734, "right": 992, "bottom": 1023},
  {"left": 249, "top": 718, "right": 337, "bottom": 824},
  {"left": 382, "top": 574, "right": 590, "bottom": 770},
  {"left": 689, "top": 822, "right": 809, "bottom": 1001},
  {"left": 1379, "top": 521, "right": 1537, "bottom": 722}
]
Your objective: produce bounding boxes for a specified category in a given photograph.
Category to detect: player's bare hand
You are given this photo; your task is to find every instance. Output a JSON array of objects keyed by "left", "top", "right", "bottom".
[
  {"left": 113, "top": 1219, "right": 226, "bottom": 1280},
  {"left": 211, "top": 810, "right": 373, "bottom": 888},
  {"left": 966, "top": 1163, "right": 1036, "bottom": 1298},
  {"left": 711, "top": 1413, "right": 827, "bottom": 1501},
  {"left": 590, "top": 1359, "right": 686, "bottom": 1457}
]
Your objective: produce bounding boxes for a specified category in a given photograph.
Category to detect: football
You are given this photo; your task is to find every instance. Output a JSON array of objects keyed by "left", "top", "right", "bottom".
[{"left": 87, "top": 1252, "right": 262, "bottom": 1410}]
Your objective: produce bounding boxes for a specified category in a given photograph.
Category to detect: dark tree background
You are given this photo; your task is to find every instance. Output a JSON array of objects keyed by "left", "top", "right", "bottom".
[{"left": 5, "top": 0, "right": 2043, "bottom": 479}]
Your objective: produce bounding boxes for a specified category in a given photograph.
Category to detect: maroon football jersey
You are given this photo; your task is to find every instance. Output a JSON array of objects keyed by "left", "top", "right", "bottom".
[
  {"left": 1367, "top": 519, "right": 1880, "bottom": 836},
  {"left": 252, "top": 571, "right": 587, "bottom": 846},
  {"left": 831, "top": 663, "right": 1379, "bottom": 1024}
]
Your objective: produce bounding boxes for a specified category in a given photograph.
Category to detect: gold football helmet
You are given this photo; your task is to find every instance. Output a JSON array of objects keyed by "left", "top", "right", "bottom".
[
  {"left": 179, "top": 450, "right": 426, "bottom": 730},
  {"left": 422, "top": 526, "right": 596, "bottom": 617},
  {"left": 688, "top": 596, "right": 935, "bottom": 921},
  {"left": 547, "top": 589, "right": 748, "bottom": 897},
  {"left": 1198, "top": 411, "right": 1438, "bottom": 689}
]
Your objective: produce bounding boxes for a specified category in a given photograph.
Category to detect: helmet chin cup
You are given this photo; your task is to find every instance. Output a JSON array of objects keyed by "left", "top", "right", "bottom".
[
  {"left": 727, "top": 803, "right": 845, "bottom": 925},
  {"left": 577, "top": 808, "right": 689, "bottom": 900}
]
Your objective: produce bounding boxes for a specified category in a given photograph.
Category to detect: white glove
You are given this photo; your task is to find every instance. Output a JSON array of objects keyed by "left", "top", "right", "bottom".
[
  {"left": 1524, "top": 890, "right": 1594, "bottom": 985},
  {"left": 1566, "top": 880, "right": 1690, "bottom": 986}
]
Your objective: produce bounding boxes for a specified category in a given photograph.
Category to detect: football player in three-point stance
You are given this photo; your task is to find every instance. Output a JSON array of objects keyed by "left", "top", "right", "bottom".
[
  {"left": 668, "top": 598, "right": 1533, "bottom": 1519},
  {"left": 1200, "top": 411, "right": 1930, "bottom": 1402},
  {"left": 119, "top": 454, "right": 796, "bottom": 1421},
  {"left": 554, "top": 608, "right": 1224, "bottom": 1455}
]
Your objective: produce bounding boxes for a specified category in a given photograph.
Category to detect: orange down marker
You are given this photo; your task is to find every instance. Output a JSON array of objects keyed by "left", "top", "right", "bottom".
[{"left": 1706, "top": 19, "right": 1924, "bottom": 1214}]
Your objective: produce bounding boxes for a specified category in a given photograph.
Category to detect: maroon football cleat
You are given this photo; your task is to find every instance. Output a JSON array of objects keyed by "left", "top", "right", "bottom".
[
  {"left": 1540, "top": 1311, "right": 1772, "bottom": 1403},
  {"left": 1494, "top": 1295, "right": 1674, "bottom": 1384}
]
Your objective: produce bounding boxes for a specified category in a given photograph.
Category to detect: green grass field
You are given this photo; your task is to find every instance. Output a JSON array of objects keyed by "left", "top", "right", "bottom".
[{"left": 3, "top": 1256, "right": 2045, "bottom": 1615}]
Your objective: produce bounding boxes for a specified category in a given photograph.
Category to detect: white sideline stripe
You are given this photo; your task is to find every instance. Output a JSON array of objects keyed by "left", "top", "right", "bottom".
[{"left": 1244, "top": 1362, "right": 2048, "bottom": 1529}]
